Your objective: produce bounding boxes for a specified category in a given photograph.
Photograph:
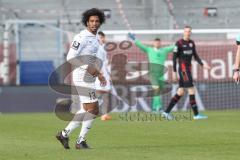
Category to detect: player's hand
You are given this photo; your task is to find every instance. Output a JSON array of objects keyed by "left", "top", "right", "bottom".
[
  {"left": 172, "top": 72, "right": 178, "bottom": 82},
  {"left": 233, "top": 71, "right": 240, "bottom": 84},
  {"left": 128, "top": 33, "right": 136, "bottom": 41},
  {"left": 203, "top": 63, "right": 211, "bottom": 70},
  {"left": 98, "top": 73, "right": 107, "bottom": 86}
]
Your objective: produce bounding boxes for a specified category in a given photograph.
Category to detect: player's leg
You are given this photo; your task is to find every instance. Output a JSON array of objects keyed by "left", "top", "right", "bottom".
[
  {"left": 97, "top": 90, "right": 112, "bottom": 120},
  {"left": 152, "top": 96, "right": 162, "bottom": 112},
  {"left": 183, "top": 68, "right": 207, "bottom": 120},
  {"left": 162, "top": 68, "right": 185, "bottom": 120},
  {"left": 164, "top": 87, "right": 184, "bottom": 113},
  {"left": 171, "top": 83, "right": 179, "bottom": 111},
  {"left": 75, "top": 101, "right": 99, "bottom": 149},
  {"left": 188, "top": 87, "right": 198, "bottom": 115},
  {"left": 55, "top": 104, "right": 84, "bottom": 149},
  {"left": 95, "top": 67, "right": 112, "bottom": 120},
  {"left": 56, "top": 73, "right": 98, "bottom": 149},
  {"left": 72, "top": 87, "right": 99, "bottom": 149},
  {"left": 188, "top": 87, "right": 208, "bottom": 120},
  {"left": 152, "top": 77, "right": 166, "bottom": 112},
  {"left": 149, "top": 69, "right": 163, "bottom": 112},
  {"left": 96, "top": 75, "right": 112, "bottom": 121}
]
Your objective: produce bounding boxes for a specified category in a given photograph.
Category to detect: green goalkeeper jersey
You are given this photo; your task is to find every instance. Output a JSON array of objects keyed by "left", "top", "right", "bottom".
[
  {"left": 135, "top": 40, "right": 175, "bottom": 65},
  {"left": 134, "top": 40, "right": 174, "bottom": 111}
]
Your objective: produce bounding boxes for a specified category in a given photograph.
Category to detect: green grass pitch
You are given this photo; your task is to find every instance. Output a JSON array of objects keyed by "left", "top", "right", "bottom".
[{"left": 0, "top": 110, "right": 239, "bottom": 160}]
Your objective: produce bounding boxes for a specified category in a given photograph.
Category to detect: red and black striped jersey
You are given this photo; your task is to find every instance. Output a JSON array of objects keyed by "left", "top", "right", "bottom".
[{"left": 173, "top": 38, "right": 203, "bottom": 72}]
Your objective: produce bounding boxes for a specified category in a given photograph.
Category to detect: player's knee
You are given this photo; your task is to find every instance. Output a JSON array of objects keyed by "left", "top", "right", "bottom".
[
  {"left": 89, "top": 107, "right": 99, "bottom": 115},
  {"left": 188, "top": 87, "right": 195, "bottom": 95},
  {"left": 83, "top": 103, "right": 99, "bottom": 115},
  {"left": 177, "top": 88, "right": 184, "bottom": 96}
]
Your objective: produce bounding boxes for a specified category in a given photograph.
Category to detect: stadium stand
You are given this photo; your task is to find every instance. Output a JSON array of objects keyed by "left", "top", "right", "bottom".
[{"left": 172, "top": 0, "right": 240, "bottom": 28}]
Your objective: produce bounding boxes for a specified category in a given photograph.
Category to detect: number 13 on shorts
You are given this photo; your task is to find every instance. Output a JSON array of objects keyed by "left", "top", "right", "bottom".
[{"left": 89, "top": 91, "right": 96, "bottom": 100}]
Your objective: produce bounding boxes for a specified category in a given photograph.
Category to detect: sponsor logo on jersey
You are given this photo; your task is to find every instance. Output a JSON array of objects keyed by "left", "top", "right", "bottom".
[
  {"left": 183, "top": 50, "right": 193, "bottom": 55},
  {"left": 71, "top": 41, "right": 80, "bottom": 50}
]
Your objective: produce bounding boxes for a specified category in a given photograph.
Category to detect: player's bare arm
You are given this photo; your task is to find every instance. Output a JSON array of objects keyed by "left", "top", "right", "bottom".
[{"left": 233, "top": 45, "right": 240, "bottom": 83}]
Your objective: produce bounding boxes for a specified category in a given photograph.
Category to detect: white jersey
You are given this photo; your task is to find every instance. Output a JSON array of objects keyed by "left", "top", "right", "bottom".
[
  {"left": 67, "top": 29, "right": 99, "bottom": 83},
  {"left": 96, "top": 44, "right": 107, "bottom": 62},
  {"left": 66, "top": 29, "right": 99, "bottom": 103},
  {"left": 97, "top": 44, "right": 109, "bottom": 75},
  {"left": 67, "top": 29, "right": 99, "bottom": 60}
]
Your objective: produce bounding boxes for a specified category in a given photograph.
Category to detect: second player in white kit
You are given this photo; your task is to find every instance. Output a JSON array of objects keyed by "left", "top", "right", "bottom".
[
  {"left": 95, "top": 31, "right": 112, "bottom": 120},
  {"left": 95, "top": 32, "right": 111, "bottom": 91}
]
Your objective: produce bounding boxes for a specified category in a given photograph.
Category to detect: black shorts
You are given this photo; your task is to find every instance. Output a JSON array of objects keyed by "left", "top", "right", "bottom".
[{"left": 178, "top": 66, "right": 194, "bottom": 88}]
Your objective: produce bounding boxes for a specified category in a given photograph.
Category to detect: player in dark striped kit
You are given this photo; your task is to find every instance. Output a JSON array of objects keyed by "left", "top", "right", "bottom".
[{"left": 162, "top": 26, "right": 211, "bottom": 120}]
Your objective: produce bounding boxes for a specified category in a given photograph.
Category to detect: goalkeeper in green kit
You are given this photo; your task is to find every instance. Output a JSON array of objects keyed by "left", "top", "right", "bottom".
[{"left": 128, "top": 33, "right": 175, "bottom": 112}]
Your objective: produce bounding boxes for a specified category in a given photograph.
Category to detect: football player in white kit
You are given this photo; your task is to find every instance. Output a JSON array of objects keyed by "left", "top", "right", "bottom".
[
  {"left": 95, "top": 31, "right": 112, "bottom": 121},
  {"left": 56, "top": 8, "right": 106, "bottom": 149}
]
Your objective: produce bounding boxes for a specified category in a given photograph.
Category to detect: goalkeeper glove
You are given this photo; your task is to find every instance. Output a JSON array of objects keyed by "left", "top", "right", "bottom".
[{"left": 128, "top": 33, "right": 136, "bottom": 41}]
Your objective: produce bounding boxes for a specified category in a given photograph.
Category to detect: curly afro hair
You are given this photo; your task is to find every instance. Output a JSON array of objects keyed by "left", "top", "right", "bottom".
[{"left": 82, "top": 8, "right": 106, "bottom": 27}]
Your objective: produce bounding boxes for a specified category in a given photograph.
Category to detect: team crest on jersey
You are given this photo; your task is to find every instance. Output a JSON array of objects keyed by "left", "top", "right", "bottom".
[
  {"left": 71, "top": 41, "right": 80, "bottom": 50},
  {"left": 189, "top": 43, "right": 193, "bottom": 47}
]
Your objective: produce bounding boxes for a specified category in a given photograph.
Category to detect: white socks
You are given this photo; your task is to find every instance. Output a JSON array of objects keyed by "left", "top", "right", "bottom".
[
  {"left": 61, "top": 108, "right": 85, "bottom": 138},
  {"left": 62, "top": 107, "right": 96, "bottom": 143},
  {"left": 78, "top": 111, "right": 96, "bottom": 143},
  {"left": 62, "top": 121, "right": 80, "bottom": 137}
]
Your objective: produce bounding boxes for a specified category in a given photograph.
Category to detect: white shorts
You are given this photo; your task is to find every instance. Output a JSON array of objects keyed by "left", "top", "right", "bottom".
[{"left": 73, "top": 67, "right": 98, "bottom": 104}]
